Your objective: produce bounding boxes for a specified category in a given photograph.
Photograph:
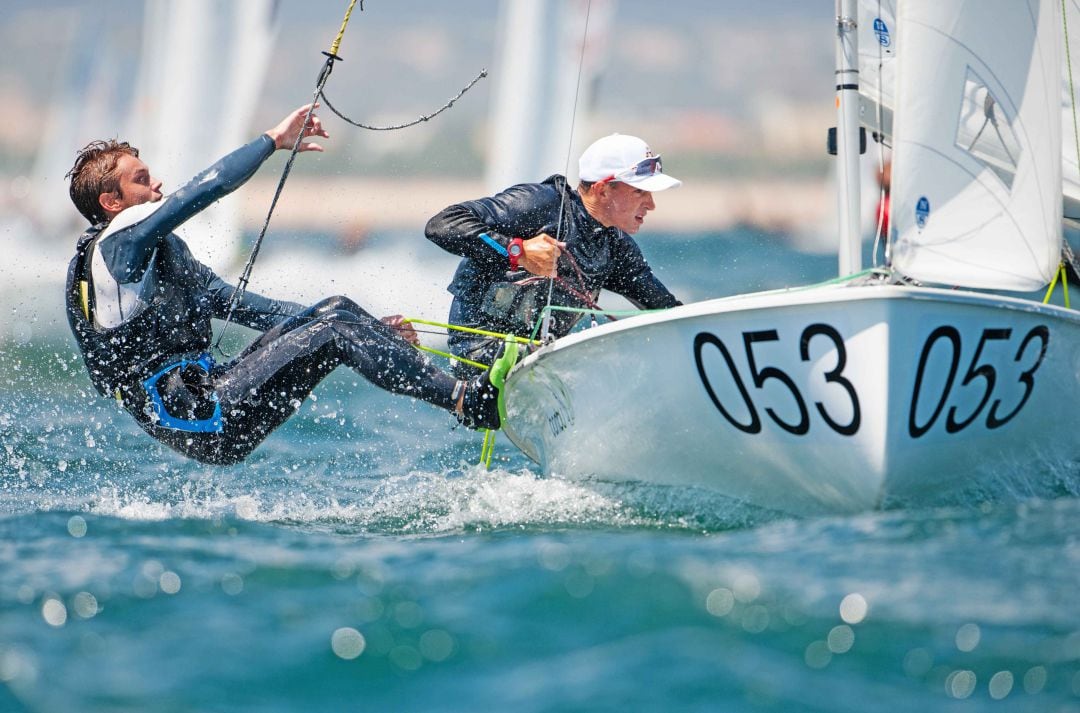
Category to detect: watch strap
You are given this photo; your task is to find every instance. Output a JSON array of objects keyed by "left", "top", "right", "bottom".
[{"left": 508, "top": 237, "right": 525, "bottom": 271}]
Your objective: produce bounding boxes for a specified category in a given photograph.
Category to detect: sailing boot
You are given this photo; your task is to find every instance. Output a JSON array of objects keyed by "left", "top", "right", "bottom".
[{"left": 455, "top": 340, "right": 520, "bottom": 430}]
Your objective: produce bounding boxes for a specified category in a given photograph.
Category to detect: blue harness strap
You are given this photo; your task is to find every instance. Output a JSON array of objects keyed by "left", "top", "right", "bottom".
[
  {"left": 143, "top": 353, "right": 223, "bottom": 433},
  {"left": 478, "top": 232, "right": 508, "bottom": 257}
]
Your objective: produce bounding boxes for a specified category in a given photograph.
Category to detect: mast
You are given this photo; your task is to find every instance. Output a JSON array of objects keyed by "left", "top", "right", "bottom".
[{"left": 835, "top": 0, "right": 863, "bottom": 275}]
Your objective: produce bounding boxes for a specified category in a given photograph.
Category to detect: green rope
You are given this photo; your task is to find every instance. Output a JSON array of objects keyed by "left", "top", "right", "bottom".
[
  {"left": 1043, "top": 263, "right": 1063, "bottom": 304},
  {"left": 480, "top": 429, "right": 496, "bottom": 467},
  {"left": 412, "top": 344, "right": 490, "bottom": 371},
  {"left": 403, "top": 317, "right": 540, "bottom": 346},
  {"left": 1042, "top": 263, "right": 1072, "bottom": 307},
  {"left": 527, "top": 267, "right": 882, "bottom": 341},
  {"left": 402, "top": 318, "right": 526, "bottom": 467}
]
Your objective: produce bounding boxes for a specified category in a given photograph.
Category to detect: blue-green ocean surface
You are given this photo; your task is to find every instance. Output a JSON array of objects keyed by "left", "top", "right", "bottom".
[{"left": 2, "top": 230, "right": 1079, "bottom": 712}]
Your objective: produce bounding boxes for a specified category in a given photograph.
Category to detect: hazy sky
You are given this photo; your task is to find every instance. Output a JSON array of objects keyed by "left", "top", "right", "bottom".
[{"left": 0, "top": 1, "right": 835, "bottom": 180}]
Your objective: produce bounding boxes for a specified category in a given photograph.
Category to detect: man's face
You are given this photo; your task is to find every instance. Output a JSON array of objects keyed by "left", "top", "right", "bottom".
[
  {"left": 601, "top": 181, "right": 657, "bottom": 234},
  {"left": 110, "top": 154, "right": 162, "bottom": 212}
]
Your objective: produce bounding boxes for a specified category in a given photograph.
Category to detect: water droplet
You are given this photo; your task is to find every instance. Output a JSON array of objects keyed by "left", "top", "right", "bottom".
[
  {"left": 160, "top": 571, "right": 181, "bottom": 595},
  {"left": 221, "top": 573, "right": 244, "bottom": 596},
  {"left": 804, "top": 640, "right": 831, "bottom": 669},
  {"left": 827, "top": 624, "right": 855, "bottom": 653},
  {"left": 1023, "top": 666, "right": 1047, "bottom": 694},
  {"left": 955, "top": 622, "right": 980, "bottom": 652},
  {"left": 945, "top": 670, "right": 977, "bottom": 699},
  {"left": 705, "top": 587, "right": 735, "bottom": 617},
  {"left": 419, "top": 629, "right": 454, "bottom": 662},
  {"left": 389, "top": 644, "right": 422, "bottom": 671},
  {"left": 988, "top": 670, "right": 1014, "bottom": 700},
  {"left": 42, "top": 598, "right": 67, "bottom": 627},
  {"left": 331, "top": 627, "right": 366, "bottom": 660},
  {"left": 73, "top": 592, "right": 99, "bottom": 619},
  {"left": 839, "top": 592, "right": 868, "bottom": 624},
  {"left": 67, "top": 516, "right": 87, "bottom": 538}
]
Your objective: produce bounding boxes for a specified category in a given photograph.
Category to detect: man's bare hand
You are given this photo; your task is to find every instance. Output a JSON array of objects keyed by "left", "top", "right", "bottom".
[
  {"left": 381, "top": 314, "right": 419, "bottom": 345},
  {"left": 520, "top": 234, "right": 566, "bottom": 277},
  {"left": 265, "top": 104, "right": 329, "bottom": 152}
]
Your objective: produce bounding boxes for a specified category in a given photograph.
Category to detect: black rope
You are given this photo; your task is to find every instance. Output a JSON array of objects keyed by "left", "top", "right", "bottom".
[
  {"left": 214, "top": 17, "right": 486, "bottom": 356},
  {"left": 213, "top": 55, "right": 338, "bottom": 356},
  {"left": 318, "top": 69, "right": 488, "bottom": 131}
]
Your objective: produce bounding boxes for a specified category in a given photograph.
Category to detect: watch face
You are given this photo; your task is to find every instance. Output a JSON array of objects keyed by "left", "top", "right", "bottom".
[{"left": 509, "top": 244, "right": 523, "bottom": 256}]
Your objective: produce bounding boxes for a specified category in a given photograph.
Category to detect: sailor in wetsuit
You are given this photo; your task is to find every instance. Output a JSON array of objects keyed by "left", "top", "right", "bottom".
[
  {"left": 425, "top": 133, "right": 684, "bottom": 374},
  {"left": 64, "top": 104, "right": 501, "bottom": 465}
]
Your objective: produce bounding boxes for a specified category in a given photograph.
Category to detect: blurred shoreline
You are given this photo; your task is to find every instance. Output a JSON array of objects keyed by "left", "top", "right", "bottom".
[{"left": 242, "top": 177, "right": 832, "bottom": 235}]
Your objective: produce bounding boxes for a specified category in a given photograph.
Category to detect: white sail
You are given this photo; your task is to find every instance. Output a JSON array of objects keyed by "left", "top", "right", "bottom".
[
  {"left": 861, "top": 0, "right": 1080, "bottom": 228},
  {"left": 856, "top": 0, "right": 897, "bottom": 140},
  {"left": 890, "top": 0, "right": 1061, "bottom": 291},
  {"left": 1063, "top": 0, "right": 1080, "bottom": 224}
]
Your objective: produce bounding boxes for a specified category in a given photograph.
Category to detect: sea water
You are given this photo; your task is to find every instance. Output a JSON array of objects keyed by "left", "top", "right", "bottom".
[{"left": 2, "top": 229, "right": 1079, "bottom": 712}]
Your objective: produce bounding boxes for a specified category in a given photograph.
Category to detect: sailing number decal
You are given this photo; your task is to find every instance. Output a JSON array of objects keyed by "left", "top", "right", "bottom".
[
  {"left": 693, "top": 323, "right": 1049, "bottom": 439},
  {"left": 908, "top": 325, "right": 1049, "bottom": 438},
  {"left": 693, "top": 324, "right": 860, "bottom": 437}
]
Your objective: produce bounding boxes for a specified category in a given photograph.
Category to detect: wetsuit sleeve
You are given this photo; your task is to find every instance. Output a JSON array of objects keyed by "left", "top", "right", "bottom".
[
  {"left": 603, "top": 236, "right": 682, "bottom": 309},
  {"left": 96, "top": 135, "right": 276, "bottom": 284},
  {"left": 424, "top": 183, "right": 558, "bottom": 266},
  {"left": 205, "top": 272, "right": 305, "bottom": 331}
]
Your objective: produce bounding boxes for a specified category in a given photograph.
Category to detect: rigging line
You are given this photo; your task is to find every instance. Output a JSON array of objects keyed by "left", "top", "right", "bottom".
[
  {"left": 1064, "top": 0, "right": 1080, "bottom": 191},
  {"left": 871, "top": 0, "right": 887, "bottom": 267},
  {"left": 214, "top": 0, "right": 362, "bottom": 356},
  {"left": 540, "top": 0, "right": 594, "bottom": 343},
  {"left": 318, "top": 69, "right": 488, "bottom": 131}
]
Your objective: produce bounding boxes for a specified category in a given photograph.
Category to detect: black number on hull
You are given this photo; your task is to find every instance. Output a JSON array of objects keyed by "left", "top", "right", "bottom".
[
  {"left": 694, "top": 332, "right": 762, "bottom": 434},
  {"left": 694, "top": 324, "right": 860, "bottom": 437},
  {"left": 744, "top": 330, "right": 810, "bottom": 435},
  {"left": 986, "top": 325, "right": 1049, "bottom": 429},
  {"left": 945, "top": 328, "right": 1012, "bottom": 433},
  {"left": 909, "top": 325, "right": 1049, "bottom": 437},
  {"left": 800, "top": 323, "right": 861, "bottom": 436},
  {"left": 909, "top": 326, "right": 962, "bottom": 438}
]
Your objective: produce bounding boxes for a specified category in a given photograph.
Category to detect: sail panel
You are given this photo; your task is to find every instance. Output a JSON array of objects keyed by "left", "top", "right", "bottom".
[
  {"left": 890, "top": 0, "right": 1062, "bottom": 291},
  {"left": 857, "top": 0, "right": 898, "bottom": 139}
]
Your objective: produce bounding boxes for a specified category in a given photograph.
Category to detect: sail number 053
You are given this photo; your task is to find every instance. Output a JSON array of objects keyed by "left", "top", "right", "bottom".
[
  {"left": 693, "top": 323, "right": 1049, "bottom": 439},
  {"left": 693, "top": 324, "right": 860, "bottom": 437}
]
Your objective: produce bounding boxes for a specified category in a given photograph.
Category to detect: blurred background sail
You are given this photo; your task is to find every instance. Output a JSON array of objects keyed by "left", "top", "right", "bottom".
[
  {"left": 129, "top": 0, "right": 278, "bottom": 272},
  {"left": 485, "top": 0, "right": 615, "bottom": 191},
  {"left": 22, "top": 11, "right": 124, "bottom": 242}
]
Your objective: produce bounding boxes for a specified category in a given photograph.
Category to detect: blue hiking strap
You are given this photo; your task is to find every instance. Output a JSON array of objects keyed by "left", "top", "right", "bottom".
[
  {"left": 143, "top": 353, "right": 223, "bottom": 433},
  {"left": 478, "top": 232, "right": 508, "bottom": 257}
]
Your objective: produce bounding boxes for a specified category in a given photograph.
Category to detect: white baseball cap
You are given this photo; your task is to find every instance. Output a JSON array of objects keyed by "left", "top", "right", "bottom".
[{"left": 578, "top": 134, "right": 682, "bottom": 191}]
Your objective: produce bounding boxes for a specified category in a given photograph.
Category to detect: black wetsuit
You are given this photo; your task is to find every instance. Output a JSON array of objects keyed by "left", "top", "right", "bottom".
[
  {"left": 65, "top": 135, "right": 468, "bottom": 465},
  {"left": 425, "top": 174, "right": 681, "bottom": 370}
]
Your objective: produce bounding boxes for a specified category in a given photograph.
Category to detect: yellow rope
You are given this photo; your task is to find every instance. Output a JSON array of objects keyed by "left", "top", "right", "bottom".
[
  {"left": 1043, "top": 263, "right": 1063, "bottom": 304},
  {"left": 412, "top": 344, "right": 490, "bottom": 371},
  {"left": 479, "top": 429, "right": 496, "bottom": 468},
  {"left": 402, "top": 317, "right": 528, "bottom": 468},
  {"left": 1064, "top": 264, "right": 1071, "bottom": 309},
  {"left": 403, "top": 317, "right": 540, "bottom": 346},
  {"left": 328, "top": 0, "right": 360, "bottom": 57}
]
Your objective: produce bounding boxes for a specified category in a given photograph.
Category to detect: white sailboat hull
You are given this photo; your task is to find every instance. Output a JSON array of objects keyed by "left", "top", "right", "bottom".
[{"left": 501, "top": 285, "right": 1080, "bottom": 515}]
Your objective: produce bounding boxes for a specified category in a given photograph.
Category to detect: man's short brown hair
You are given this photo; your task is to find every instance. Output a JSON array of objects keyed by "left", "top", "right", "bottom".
[{"left": 66, "top": 140, "right": 139, "bottom": 225}]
